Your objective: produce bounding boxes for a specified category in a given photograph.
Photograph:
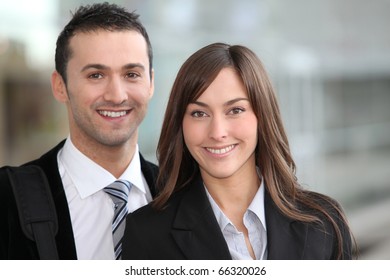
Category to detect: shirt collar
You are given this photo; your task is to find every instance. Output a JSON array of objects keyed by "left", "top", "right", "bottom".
[
  {"left": 248, "top": 178, "right": 267, "bottom": 231},
  {"left": 60, "top": 137, "right": 147, "bottom": 199},
  {"left": 205, "top": 188, "right": 230, "bottom": 230},
  {"left": 204, "top": 170, "right": 267, "bottom": 231}
]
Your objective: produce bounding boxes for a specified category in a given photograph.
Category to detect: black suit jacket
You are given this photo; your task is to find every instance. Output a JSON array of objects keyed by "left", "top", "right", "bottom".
[
  {"left": 122, "top": 174, "right": 352, "bottom": 260},
  {"left": 0, "top": 140, "right": 158, "bottom": 260}
]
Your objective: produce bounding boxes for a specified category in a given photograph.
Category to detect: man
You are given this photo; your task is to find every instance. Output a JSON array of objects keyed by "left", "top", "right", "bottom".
[{"left": 0, "top": 3, "right": 157, "bottom": 259}]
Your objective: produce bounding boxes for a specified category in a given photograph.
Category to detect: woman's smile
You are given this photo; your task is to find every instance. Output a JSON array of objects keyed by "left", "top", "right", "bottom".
[{"left": 205, "top": 144, "right": 237, "bottom": 156}]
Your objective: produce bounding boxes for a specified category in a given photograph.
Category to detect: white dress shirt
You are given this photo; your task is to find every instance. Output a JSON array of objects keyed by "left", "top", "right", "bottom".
[
  {"left": 57, "top": 137, "right": 152, "bottom": 259},
  {"left": 205, "top": 176, "right": 268, "bottom": 260}
]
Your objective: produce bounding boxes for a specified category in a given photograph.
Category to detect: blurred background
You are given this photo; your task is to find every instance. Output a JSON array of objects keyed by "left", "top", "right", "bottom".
[{"left": 1, "top": 0, "right": 389, "bottom": 259}]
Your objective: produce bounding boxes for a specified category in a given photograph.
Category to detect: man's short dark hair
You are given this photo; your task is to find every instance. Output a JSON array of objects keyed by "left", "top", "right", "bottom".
[{"left": 55, "top": 2, "right": 153, "bottom": 83}]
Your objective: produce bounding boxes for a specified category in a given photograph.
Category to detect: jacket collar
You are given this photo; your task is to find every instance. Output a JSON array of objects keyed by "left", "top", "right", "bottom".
[
  {"left": 29, "top": 140, "right": 158, "bottom": 260},
  {"left": 170, "top": 174, "right": 309, "bottom": 260},
  {"left": 171, "top": 175, "right": 231, "bottom": 259},
  {"left": 264, "top": 191, "right": 309, "bottom": 259}
]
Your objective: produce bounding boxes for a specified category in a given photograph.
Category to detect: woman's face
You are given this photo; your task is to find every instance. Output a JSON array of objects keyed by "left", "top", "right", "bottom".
[{"left": 182, "top": 67, "right": 258, "bottom": 182}]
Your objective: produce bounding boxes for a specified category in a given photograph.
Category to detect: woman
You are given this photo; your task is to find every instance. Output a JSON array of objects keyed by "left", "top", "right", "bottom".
[{"left": 122, "top": 43, "right": 355, "bottom": 260}]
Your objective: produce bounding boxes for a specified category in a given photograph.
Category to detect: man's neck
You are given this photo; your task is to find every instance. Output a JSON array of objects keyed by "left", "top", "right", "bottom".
[{"left": 70, "top": 136, "right": 137, "bottom": 178}]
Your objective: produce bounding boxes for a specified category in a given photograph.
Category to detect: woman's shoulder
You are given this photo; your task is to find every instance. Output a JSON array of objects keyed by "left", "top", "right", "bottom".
[
  {"left": 299, "top": 189, "right": 344, "bottom": 215},
  {"left": 128, "top": 187, "right": 187, "bottom": 222},
  {"left": 295, "top": 189, "right": 350, "bottom": 236},
  {"left": 298, "top": 189, "right": 354, "bottom": 259}
]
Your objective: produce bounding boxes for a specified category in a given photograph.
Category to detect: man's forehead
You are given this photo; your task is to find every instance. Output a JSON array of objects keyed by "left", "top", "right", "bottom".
[{"left": 68, "top": 30, "right": 149, "bottom": 63}]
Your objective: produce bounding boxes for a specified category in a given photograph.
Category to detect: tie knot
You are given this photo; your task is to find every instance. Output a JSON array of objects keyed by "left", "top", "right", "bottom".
[{"left": 103, "top": 179, "right": 131, "bottom": 203}]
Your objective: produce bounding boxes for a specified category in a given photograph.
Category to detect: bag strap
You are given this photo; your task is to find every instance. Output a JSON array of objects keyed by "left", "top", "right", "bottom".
[{"left": 7, "top": 165, "right": 59, "bottom": 260}]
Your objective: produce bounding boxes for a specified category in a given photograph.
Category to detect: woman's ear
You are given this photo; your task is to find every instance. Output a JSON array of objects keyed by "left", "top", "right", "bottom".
[{"left": 51, "top": 71, "right": 68, "bottom": 103}]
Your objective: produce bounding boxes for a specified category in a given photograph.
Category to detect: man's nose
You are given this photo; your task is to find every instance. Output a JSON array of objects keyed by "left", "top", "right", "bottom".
[{"left": 103, "top": 77, "right": 128, "bottom": 104}]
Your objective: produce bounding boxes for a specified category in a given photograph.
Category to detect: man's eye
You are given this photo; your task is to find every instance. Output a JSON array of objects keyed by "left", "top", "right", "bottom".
[
  {"left": 126, "top": 72, "right": 140, "bottom": 78},
  {"left": 89, "top": 73, "right": 103, "bottom": 79}
]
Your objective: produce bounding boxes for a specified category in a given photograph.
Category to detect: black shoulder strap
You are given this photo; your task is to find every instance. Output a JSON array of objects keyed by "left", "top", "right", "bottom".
[{"left": 7, "top": 165, "right": 59, "bottom": 260}]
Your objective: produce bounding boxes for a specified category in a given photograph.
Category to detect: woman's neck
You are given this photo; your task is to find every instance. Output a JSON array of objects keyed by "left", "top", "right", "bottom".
[{"left": 202, "top": 167, "right": 260, "bottom": 216}]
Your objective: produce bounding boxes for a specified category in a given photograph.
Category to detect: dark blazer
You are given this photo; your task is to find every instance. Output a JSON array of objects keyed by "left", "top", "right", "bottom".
[
  {"left": 0, "top": 140, "right": 158, "bottom": 260},
  {"left": 122, "top": 174, "right": 352, "bottom": 260}
]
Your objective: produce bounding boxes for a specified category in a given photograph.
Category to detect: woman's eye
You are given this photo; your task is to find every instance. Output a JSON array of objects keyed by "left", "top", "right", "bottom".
[
  {"left": 229, "top": 107, "right": 245, "bottom": 115},
  {"left": 191, "top": 111, "right": 207, "bottom": 118}
]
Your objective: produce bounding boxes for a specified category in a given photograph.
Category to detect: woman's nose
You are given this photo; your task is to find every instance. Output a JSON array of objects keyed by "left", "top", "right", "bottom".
[{"left": 208, "top": 116, "right": 228, "bottom": 141}]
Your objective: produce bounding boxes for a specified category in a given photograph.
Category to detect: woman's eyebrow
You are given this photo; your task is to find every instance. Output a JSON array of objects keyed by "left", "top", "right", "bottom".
[
  {"left": 190, "top": 97, "right": 249, "bottom": 107},
  {"left": 224, "top": 97, "right": 249, "bottom": 106}
]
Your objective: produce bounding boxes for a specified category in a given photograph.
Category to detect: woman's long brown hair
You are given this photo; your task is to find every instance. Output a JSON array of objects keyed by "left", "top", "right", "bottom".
[{"left": 154, "top": 42, "right": 356, "bottom": 259}]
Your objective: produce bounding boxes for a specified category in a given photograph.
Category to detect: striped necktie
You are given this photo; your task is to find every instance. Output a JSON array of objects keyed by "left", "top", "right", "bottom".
[{"left": 104, "top": 179, "right": 132, "bottom": 260}]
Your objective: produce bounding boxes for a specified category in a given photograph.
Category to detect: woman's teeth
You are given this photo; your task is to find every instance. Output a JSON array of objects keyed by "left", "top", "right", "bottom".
[{"left": 206, "top": 145, "right": 235, "bottom": 154}]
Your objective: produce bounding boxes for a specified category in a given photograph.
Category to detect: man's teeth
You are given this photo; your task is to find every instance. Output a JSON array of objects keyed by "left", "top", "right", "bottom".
[
  {"left": 99, "top": 110, "right": 127, "bottom": 118},
  {"left": 207, "top": 145, "right": 235, "bottom": 154}
]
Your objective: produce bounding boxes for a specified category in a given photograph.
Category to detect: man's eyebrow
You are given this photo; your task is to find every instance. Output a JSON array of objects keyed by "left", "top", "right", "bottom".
[
  {"left": 81, "top": 64, "right": 108, "bottom": 72},
  {"left": 80, "top": 63, "right": 146, "bottom": 72},
  {"left": 123, "top": 63, "right": 146, "bottom": 71}
]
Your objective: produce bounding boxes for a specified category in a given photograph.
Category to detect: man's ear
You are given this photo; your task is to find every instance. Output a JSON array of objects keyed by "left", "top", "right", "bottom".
[
  {"left": 51, "top": 71, "right": 68, "bottom": 103},
  {"left": 149, "top": 68, "right": 155, "bottom": 100}
]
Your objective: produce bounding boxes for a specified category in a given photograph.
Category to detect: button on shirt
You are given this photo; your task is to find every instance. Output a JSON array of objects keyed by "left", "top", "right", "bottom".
[
  {"left": 57, "top": 137, "right": 153, "bottom": 259},
  {"left": 205, "top": 179, "right": 267, "bottom": 260}
]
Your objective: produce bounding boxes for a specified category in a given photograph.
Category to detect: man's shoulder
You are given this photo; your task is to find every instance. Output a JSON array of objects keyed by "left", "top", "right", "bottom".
[
  {"left": 139, "top": 153, "right": 158, "bottom": 170},
  {"left": 139, "top": 153, "right": 158, "bottom": 179},
  {"left": 139, "top": 153, "right": 159, "bottom": 197}
]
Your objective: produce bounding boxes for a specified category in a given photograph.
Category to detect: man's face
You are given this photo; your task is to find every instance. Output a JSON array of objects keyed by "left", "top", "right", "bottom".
[{"left": 59, "top": 30, "right": 154, "bottom": 149}]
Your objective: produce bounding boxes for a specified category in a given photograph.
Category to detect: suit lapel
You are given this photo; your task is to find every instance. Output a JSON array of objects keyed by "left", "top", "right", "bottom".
[
  {"left": 29, "top": 143, "right": 158, "bottom": 260},
  {"left": 264, "top": 191, "right": 309, "bottom": 259},
  {"left": 31, "top": 140, "right": 78, "bottom": 259},
  {"left": 171, "top": 176, "right": 231, "bottom": 260}
]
